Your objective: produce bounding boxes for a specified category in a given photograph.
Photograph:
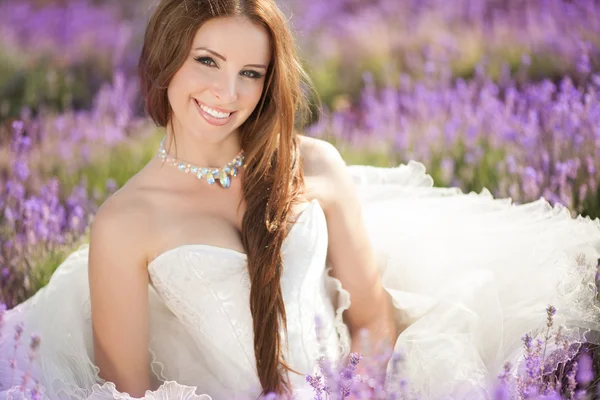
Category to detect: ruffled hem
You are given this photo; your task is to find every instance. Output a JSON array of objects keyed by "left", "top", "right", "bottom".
[
  {"left": 0, "top": 381, "right": 212, "bottom": 400},
  {"left": 86, "top": 381, "right": 212, "bottom": 400}
]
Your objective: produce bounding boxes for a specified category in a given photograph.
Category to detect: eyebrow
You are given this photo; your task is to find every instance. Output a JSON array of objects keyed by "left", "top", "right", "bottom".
[{"left": 194, "top": 46, "right": 268, "bottom": 70}]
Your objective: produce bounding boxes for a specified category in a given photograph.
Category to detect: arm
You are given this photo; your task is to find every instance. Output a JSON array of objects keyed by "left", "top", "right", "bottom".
[
  {"left": 306, "top": 139, "right": 398, "bottom": 354},
  {"left": 88, "top": 197, "right": 152, "bottom": 397}
]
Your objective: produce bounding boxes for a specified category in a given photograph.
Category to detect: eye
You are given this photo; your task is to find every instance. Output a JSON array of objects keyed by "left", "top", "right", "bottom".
[
  {"left": 241, "top": 70, "right": 264, "bottom": 79},
  {"left": 194, "top": 56, "right": 217, "bottom": 67}
]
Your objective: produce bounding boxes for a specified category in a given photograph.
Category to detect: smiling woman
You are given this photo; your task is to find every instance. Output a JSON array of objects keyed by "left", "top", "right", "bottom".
[
  {"left": 166, "top": 17, "right": 270, "bottom": 140},
  {"left": 99, "top": 0, "right": 315, "bottom": 397}
]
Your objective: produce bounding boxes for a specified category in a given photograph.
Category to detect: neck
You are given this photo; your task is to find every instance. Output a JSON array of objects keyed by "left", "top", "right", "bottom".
[{"left": 163, "top": 125, "right": 242, "bottom": 168}]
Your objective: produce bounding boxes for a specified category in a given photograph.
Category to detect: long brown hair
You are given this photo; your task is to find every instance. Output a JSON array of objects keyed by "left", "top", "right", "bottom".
[{"left": 138, "top": 0, "right": 314, "bottom": 395}]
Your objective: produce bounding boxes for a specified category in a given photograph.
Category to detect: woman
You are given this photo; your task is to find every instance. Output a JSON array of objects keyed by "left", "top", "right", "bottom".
[{"left": 1, "top": 0, "right": 599, "bottom": 399}]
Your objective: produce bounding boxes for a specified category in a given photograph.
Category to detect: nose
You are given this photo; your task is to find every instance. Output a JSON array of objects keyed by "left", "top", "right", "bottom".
[{"left": 211, "top": 73, "right": 238, "bottom": 103}]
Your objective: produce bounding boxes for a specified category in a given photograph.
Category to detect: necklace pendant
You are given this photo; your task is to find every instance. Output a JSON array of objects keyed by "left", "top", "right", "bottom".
[
  {"left": 206, "top": 171, "right": 216, "bottom": 185},
  {"left": 219, "top": 169, "right": 231, "bottom": 188}
]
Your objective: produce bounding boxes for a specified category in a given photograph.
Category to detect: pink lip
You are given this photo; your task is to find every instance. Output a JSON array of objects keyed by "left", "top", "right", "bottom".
[
  {"left": 194, "top": 100, "right": 235, "bottom": 114},
  {"left": 194, "top": 99, "right": 235, "bottom": 127}
]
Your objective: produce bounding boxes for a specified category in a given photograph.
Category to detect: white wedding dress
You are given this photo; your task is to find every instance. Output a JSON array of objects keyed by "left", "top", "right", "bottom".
[{"left": 1, "top": 162, "right": 600, "bottom": 400}]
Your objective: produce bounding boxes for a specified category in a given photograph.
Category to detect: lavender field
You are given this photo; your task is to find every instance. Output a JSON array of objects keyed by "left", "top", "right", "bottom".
[{"left": 1, "top": 0, "right": 600, "bottom": 398}]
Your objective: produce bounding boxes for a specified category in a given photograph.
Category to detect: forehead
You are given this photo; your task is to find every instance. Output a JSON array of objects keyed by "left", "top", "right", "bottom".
[{"left": 192, "top": 16, "right": 272, "bottom": 64}]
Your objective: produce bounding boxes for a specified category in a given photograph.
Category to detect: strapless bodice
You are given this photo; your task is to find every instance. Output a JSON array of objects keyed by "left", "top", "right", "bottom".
[{"left": 146, "top": 199, "right": 349, "bottom": 398}]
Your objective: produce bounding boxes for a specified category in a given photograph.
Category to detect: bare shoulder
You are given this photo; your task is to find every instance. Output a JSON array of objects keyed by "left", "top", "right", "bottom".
[
  {"left": 298, "top": 135, "right": 346, "bottom": 177},
  {"left": 298, "top": 135, "right": 351, "bottom": 210},
  {"left": 89, "top": 179, "right": 155, "bottom": 271}
]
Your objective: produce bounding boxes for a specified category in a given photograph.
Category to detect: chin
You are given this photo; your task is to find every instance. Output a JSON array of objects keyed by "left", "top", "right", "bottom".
[{"left": 190, "top": 124, "right": 239, "bottom": 143}]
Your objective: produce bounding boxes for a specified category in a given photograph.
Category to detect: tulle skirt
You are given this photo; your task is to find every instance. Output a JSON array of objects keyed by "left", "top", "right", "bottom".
[
  {"left": 349, "top": 162, "right": 600, "bottom": 398},
  {"left": 1, "top": 161, "right": 599, "bottom": 399}
]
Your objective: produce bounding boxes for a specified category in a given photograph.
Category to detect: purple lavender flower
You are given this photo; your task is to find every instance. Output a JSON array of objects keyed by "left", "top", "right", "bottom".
[
  {"left": 308, "top": 66, "right": 600, "bottom": 218},
  {"left": 105, "top": 179, "right": 118, "bottom": 194},
  {"left": 567, "top": 361, "right": 579, "bottom": 395},
  {"left": 306, "top": 374, "right": 325, "bottom": 400},
  {"left": 575, "top": 353, "right": 593, "bottom": 387},
  {"left": 547, "top": 306, "right": 557, "bottom": 328},
  {"left": 0, "top": 118, "right": 109, "bottom": 307},
  {"left": 0, "top": 0, "right": 132, "bottom": 66}
]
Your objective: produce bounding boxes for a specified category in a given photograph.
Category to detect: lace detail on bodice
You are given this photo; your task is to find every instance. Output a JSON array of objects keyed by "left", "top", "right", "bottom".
[{"left": 146, "top": 199, "right": 347, "bottom": 397}]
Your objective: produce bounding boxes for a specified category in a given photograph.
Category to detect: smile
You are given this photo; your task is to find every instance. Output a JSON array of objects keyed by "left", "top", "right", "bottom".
[{"left": 194, "top": 99, "right": 235, "bottom": 126}]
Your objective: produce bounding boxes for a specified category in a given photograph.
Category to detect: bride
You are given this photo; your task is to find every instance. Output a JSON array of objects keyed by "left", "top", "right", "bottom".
[{"left": 2, "top": 0, "right": 600, "bottom": 399}]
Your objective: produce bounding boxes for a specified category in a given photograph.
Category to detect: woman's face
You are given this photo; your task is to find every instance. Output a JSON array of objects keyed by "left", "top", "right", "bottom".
[{"left": 167, "top": 16, "right": 272, "bottom": 144}]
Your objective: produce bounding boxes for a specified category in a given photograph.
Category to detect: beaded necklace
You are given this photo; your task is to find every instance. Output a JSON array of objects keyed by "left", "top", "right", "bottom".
[{"left": 157, "top": 136, "right": 244, "bottom": 189}]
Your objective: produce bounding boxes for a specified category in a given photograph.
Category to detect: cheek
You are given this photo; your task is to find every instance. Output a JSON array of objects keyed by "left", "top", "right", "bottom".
[
  {"left": 170, "top": 63, "right": 208, "bottom": 97},
  {"left": 240, "top": 82, "right": 265, "bottom": 107},
  {"left": 166, "top": 85, "right": 177, "bottom": 112},
  {"left": 167, "top": 72, "right": 187, "bottom": 106},
  {"left": 167, "top": 84, "right": 187, "bottom": 118},
  {"left": 189, "top": 71, "right": 213, "bottom": 88}
]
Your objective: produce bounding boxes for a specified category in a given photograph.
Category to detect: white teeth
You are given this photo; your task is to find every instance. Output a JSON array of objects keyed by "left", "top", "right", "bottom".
[{"left": 198, "top": 103, "right": 231, "bottom": 119}]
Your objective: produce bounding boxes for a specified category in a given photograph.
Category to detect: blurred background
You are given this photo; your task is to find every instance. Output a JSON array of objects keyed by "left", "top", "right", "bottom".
[{"left": 0, "top": 0, "right": 599, "bottom": 308}]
